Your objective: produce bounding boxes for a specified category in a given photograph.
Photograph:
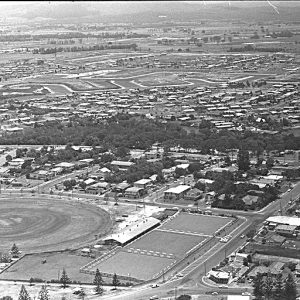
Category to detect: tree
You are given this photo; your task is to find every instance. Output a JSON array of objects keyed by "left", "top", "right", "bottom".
[
  {"left": 266, "top": 157, "right": 274, "bottom": 169},
  {"left": 11, "top": 243, "right": 20, "bottom": 258},
  {"left": 175, "top": 167, "right": 186, "bottom": 178},
  {"left": 284, "top": 273, "right": 297, "bottom": 300},
  {"left": 177, "top": 296, "right": 191, "bottom": 300},
  {"left": 0, "top": 297, "right": 13, "bottom": 300},
  {"left": 114, "top": 146, "right": 130, "bottom": 159},
  {"left": 112, "top": 273, "right": 120, "bottom": 289},
  {"left": 237, "top": 150, "right": 250, "bottom": 172},
  {"left": 187, "top": 163, "right": 201, "bottom": 173},
  {"left": 38, "top": 285, "right": 49, "bottom": 300},
  {"left": 93, "top": 268, "right": 104, "bottom": 294},
  {"left": 18, "top": 285, "right": 31, "bottom": 300},
  {"left": 274, "top": 273, "right": 284, "bottom": 300},
  {"left": 60, "top": 268, "right": 70, "bottom": 288},
  {"left": 224, "top": 156, "right": 231, "bottom": 166},
  {"left": 263, "top": 271, "right": 274, "bottom": 300},
  {"left": 253, "top": 272, "right": 264, "bottom": 300},
  {"left": 5, "top": 154, "right": 12, "bottom": 162}
]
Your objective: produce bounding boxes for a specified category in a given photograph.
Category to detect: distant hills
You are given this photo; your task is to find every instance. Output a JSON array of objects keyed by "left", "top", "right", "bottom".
[{"left": 1, "top": 1, "right": 300, "bottom": 23}]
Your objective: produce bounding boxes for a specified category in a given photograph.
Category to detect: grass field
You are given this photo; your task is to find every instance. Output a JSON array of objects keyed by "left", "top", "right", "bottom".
[
  {"left": 84, "top": 79, "right": 119, "bottom": 89},
  {"left": 159, "top": 213, "right": 233, "bottom": 236},
  {"left": 111, "top": 79, "right": 140, "bottom": 89},
  {"left": 89, "top": 251, "right": 176, "bottom": 281},
  {"left": 43, "top": 84, "right": 72, "bottom": 94},
  {"left": 136, "top": 73, "right": 185, "bottom": 87},
  {"left": 125, "top": 230, "right": 206, "bottom": 258},
  {"left": 0, "top": 252, "right": 94, "bottom": 283}
]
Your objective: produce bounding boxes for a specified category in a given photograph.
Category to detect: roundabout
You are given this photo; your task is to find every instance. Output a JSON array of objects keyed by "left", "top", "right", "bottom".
[{"left": 0, "top": 196, "right": 113, "bottom": 253}]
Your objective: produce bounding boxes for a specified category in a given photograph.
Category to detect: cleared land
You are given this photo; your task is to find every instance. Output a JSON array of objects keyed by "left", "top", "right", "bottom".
[
  {"left": 125, "top": 230, "right": 206, "bottom": 257},
  {"left": 88, "top": 251, "right": 176, "bottom": 281},
  {"left": 0, "top": 252, "right": 94, "bottom": 282},
  {"left": 0, "top": 197, "right": 112, "bottom": 253},
  {"left": 159, "top": 213, "right": 233, "bottom": 236}
]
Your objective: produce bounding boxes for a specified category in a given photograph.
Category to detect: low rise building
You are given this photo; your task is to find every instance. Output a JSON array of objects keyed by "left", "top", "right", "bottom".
[
  {"left": 124, "top": 186, "right": 146, "bottom": 199},
  {"left": 164, "top": 185, "right": 191, "bottom": 201},
  {"left": 104, "top": 217, "right": 160, "bottom": 246},
  {"left": 208, "top": 270, "right": 230, "bottom": 284}
]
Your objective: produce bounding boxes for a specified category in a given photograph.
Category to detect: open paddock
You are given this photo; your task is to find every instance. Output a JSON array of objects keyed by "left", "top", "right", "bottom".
[
  {"left": 88, "top": 251, "right": 176, "bottom": 281},
  {"left": 125, "top": 230, "right": 207, "bottom": 258},
  {"left": 0, "top": 252, "right": 94, "bottom": 283},
  {"left": 135, "top": 73, "right": 187, "bottom": 87},
  {"left": 159, "top": 213, "right": 233, "bottom": 236}
]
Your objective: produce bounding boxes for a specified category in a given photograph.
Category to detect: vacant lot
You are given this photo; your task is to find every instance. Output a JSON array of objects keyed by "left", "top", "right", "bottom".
[
  {"left": 159, "top": 213, "right": 233, "bottom": 236},
  {"left": 0, "top": 252, "right": 94, "bottom": 283}
]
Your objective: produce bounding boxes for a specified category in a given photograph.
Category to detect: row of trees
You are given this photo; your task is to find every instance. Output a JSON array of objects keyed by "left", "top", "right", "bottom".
[
  {"left": 60, "top": 268, "right": 120, "bottom": 293},
  {"left": 13, "top": 268, "right": 121, "bottom": 300},
  {"left": 1, "top": 114, "right": 300, "bottom": 153},
  {"left": 253, "top": 272, "right": 297, "bottom": 300},
  {"left": 33, "top": 43, "right": 138, "bottom": 54},
  {"left": 0, "top": 32, "right": 150, "bottom": 42}
]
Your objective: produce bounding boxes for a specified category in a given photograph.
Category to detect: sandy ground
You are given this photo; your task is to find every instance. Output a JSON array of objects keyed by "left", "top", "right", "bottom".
[{"left": 0, "top": 281, "right": 128, "bottom": 300}]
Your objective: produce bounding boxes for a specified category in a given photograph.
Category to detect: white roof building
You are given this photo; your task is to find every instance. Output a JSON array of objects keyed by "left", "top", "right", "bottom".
[
  {"left": 104, "top": 217, "right": 160, "bottom": 245},
  {"left": 164, "top": 185, "right": 191, "bottom": 194},
  {"left": 134, "top": 178, "right": 152, "bottom": 186},
  {"left": 266, "top": 216, "right": 300, "bottom": 227}
]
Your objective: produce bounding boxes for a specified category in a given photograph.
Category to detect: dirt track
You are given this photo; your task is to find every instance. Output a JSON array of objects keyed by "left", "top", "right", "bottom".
[{"left": 0, "top": 196, "right": 113, "bottom": 253}]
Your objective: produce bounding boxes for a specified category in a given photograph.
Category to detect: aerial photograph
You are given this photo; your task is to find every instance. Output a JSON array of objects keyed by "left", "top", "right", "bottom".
[{"left": 0, "top": 1, "right": 299, "bottom": 299}]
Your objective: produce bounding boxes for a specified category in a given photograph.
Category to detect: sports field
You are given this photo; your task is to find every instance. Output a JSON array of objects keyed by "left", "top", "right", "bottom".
[
  {"left": 87, "top": 251, "right": 176, "bottom": 281},
  {"left": 81, "top": 212, "right": 235, "bottom": 282},
  {"left": 0, "top": 197, "right": 112, "bottom": 253},
  {"left": 125, "top": 230, "right": 206, "bottom": 258},
  {"left": 0, "top": 252, "right": 94, "bottom": 282},
  {"left": 159, "top": 213, "right": 233, "bottom": 236}
]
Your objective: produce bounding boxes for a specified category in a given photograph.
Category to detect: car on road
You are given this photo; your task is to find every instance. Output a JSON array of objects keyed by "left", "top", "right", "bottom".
[
  {"left": 149, "top": 296, "right": 159, "bottom": 300},
  {"left": 241, "top": 234, "right": 245, "bottom": 239},
  {"left": 211, "top": 291, "right": 218, "bottom": 295},
  {"left": 176, "top": 273, "right": 184, "bottom": 278},
  {"left": 151, "top": 283, "right": 159, "bottom": 288},
  {"left": 220, "top": 237, "right": 228, "bottom": 243}
]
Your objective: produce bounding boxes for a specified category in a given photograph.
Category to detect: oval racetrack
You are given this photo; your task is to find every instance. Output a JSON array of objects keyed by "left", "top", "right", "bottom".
[{"left": 0, "top": 197, "right": 112, "bottom": 253}]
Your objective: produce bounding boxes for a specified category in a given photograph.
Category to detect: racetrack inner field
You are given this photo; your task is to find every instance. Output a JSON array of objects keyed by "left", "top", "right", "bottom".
[{"left": 0, "top": 197, "right": 112, "bottom": 253}]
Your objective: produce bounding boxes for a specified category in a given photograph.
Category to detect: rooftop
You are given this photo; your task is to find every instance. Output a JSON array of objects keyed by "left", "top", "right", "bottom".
[
  {"left": 104, "top": 217, "right": 160, "bottom": 245},
  {"left": 266, "top": 216, "right": 300, "bottom": 227},
  {"left": 164, "top": 185, "right": 191, "bottom": 194}
]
